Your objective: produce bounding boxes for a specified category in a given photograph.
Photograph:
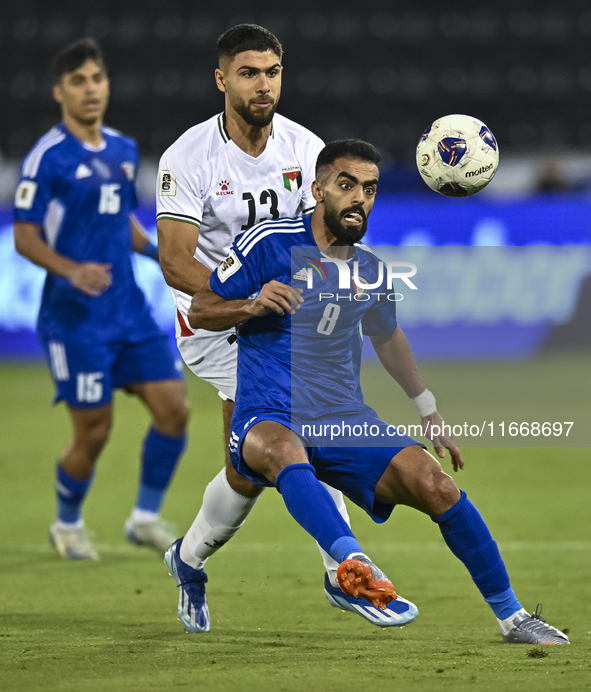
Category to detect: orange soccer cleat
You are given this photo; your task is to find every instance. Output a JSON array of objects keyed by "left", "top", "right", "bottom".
[{"left": 337, "top": 556, "right": 397, "bottom": 611}]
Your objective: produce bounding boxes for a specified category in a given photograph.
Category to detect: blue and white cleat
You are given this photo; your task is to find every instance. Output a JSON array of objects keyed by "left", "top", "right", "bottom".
[
  {"left": 49, "top": 521, "right": 99, "bottom": 561},
  {"left": 325, "top": 567, "right": 419, "bottom": 628},
  {"left": 164, "top": 538, "right": 210, "bottom": 633}
]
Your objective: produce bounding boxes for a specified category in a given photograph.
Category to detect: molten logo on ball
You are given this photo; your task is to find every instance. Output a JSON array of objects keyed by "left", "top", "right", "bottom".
[{"left": 415, "top": 114, "right": 499, "bottom": 197}]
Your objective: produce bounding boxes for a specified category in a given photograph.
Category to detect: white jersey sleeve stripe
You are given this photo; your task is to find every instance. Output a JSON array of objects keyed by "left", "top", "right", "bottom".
[
  {"left": 241, "top": 226, "right": 307, "bottom": 257},
  {"left": 236, "top": 217, "right": 304, "bottom": 251},
  {"left": 22, "top": 128, "right": 66, "bottom": 179}
]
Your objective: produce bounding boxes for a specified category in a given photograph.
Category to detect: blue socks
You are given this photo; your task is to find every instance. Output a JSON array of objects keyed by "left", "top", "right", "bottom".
[
  {"left": 135, "top": 428, "right": 186, "bottom": 514},
  {"left": 432, "top": 490, "right": 523, "bottom": 620},
  {"left": 56, "top": 464, "right": 93, "bottom": 524},
  {"left": 275, "top": 464, "right": 362, "bottom": 563},
  {"left": 275, "top": 467, "right": 521, "bottom": 619},
  {"left": 56, "top": 428, "right": 185, "bottom": 524}
]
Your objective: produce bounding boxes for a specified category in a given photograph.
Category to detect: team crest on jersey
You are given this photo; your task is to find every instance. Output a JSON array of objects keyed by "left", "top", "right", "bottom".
[
  {"left": 120, "top": 161, "right": 135, "bottom": 182},
  {"left": 282, "top": 166, "right": 302, "bottom": 193},
  {"left": 217, "top": 250, "right": 242, "bottom": 282},
  {"left": 159, "top": 170, "right": 177, "bottom": 196},
  {"left": 216, "top": 179, "right": 234, "bottom": 196}
]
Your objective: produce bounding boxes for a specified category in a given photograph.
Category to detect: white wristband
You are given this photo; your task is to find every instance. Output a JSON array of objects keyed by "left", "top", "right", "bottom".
[{"left": 411, "top": 389, "right": 437, "bottom": 417}]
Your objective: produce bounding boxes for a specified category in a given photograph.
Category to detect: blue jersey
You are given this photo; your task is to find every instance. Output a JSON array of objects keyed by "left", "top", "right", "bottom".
[
  {"left": 209, "top": 215, "right": 398, "bottom": 422},
  {"left": 14, "top": 123, "right": 157, "bottom": 343}
]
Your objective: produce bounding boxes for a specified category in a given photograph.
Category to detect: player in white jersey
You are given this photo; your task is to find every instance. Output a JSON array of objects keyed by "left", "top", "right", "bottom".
[
  {"left": 157, "top": 25, "right": 379, "bottom": 633},
  {"left": 157, "top": 110, "right": 321, "bottom": 396}
]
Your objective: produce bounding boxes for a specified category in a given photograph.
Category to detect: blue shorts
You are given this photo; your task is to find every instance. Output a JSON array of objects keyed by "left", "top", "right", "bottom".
[
  {"left": 42, "top": 332, "right": 183, "bottom": 408},
  {"left": 229, "top": 410, "right": 424, "bottom": 523}
]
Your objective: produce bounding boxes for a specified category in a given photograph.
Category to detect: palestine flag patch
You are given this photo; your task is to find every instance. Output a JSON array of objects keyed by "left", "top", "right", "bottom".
[{"left": 282, "top": 166, "right": 302, "bottom": 193}]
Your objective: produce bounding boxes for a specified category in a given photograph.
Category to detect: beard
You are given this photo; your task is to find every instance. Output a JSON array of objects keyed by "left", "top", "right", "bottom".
[
  {"left": 229, "top": 94, "right": 278, "bottom": 128},
  {"left": 323, "top": 202, "right": 368, "bottom": 244}
]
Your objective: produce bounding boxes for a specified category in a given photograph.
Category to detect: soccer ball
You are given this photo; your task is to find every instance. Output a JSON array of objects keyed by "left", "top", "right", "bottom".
[{"left": 416, "top": 114, "right": 499, "bottom": 197}]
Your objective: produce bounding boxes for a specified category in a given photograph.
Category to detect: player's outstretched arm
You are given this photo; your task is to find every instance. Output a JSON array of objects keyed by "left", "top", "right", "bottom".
[
  {"left": 157, "top": 217, "right": 211, "bottom": 295},
  {"left": 188, "top": 279, "right": 303, "bottom": 332},
  {"left": 14, "top": 221, "right": 112, "bottom": 297},
  {"left": 371, "top": 325, "right": 464, "bottom": 471}
]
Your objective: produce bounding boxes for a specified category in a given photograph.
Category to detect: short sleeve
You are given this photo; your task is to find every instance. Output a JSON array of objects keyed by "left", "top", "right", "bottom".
[
  {"left": 361, "top": 299, "right": 398, "bottom": 337},
  {"left": 210, "top": 221, "right": 281, "bottom": 300},
  {"left": 156, "top": 146, "right": 204, "bottom": 228},
  {"left": 13, "top": 152, "right": 55, "bottom": 225},
  {"left": 297, "top": 133, "right": 325, "bottom": 216},
  {"left": 209, "top": 241, "right": 262, "bottom": 300}
]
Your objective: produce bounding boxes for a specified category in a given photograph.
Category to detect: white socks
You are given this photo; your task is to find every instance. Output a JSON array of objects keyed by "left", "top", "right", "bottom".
[
  {"left": 180, "top": 467, "right": 259, "bottom": 570},
  {"left": 130, "top": 508, "right": 159, "bottom": 525},
  {"left": 498, "top": 608, "right": 528, "bottom": 635},
  {"left": 179, "top": 469, "right": 352, "bottom": 575},
  {"left": 56, "top": 518, "right": 84, "bottom": 530},
  {"left": 318, "top": 482, "right": 352, "bottom": 576}
]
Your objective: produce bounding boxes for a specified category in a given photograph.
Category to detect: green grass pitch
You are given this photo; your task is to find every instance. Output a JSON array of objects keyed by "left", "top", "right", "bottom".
[{"left": 0, "top": 362, "right": 590, "bottom": 691}]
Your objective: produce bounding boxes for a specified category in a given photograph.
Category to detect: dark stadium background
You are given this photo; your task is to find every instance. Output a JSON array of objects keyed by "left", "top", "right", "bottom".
[
  {"left": 1, "top": 0, "right": 590, "bottom": 357},
  {"left": 4, "top": 0, "right": 591, "bottom": 164}
]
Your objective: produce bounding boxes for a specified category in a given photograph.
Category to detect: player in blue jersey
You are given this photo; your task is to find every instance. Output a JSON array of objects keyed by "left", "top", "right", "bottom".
[
  {"left": 173, "top": 139, "right": 570, "bottom": 644},
  {"left": 13, "top": 38, "right": 189, "bottom": 561}
]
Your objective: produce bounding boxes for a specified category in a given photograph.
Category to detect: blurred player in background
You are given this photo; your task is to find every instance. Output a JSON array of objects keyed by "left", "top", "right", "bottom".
[
  {"left": 186, "top": 139, "right": 570, "bottom": 645},
  {"left": 157, "top": 24, "right": 378, "bottom": 633},
  {"left": 13, "top": 38, "right": 189, "bottom": 560}
]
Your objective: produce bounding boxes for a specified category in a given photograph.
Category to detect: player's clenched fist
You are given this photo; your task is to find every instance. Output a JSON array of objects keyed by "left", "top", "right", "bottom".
[
  {"left": 68, "top": 262, "right": 113, "bottom": 297},
  {"left": 247, "top": 280, "right": 304, "bottom": 317}
]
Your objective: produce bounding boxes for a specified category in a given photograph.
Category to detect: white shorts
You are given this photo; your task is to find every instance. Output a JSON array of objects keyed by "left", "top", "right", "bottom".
[{"left": 177, "top": 328, "right": 238, "bottom": 401}]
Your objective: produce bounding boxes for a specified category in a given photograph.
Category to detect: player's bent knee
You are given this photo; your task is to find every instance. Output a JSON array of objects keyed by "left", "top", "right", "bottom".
[
  {"left": 387, "top": 446, "right": 460, "bottom": 515},
  {"left": 225, "top": 460, "right": 264, "bottom": 499},
  {"left": 426, "top": 469, "right": 460, "bottom": 515},
  {"left": 243, "top": 437, "right": 285, "bottom": 479},
  {"left": 242, "top": 422, "right": 306, "bottom": 483}
]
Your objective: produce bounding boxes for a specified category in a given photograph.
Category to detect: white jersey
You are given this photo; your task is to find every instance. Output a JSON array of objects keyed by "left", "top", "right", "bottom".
[{"left": 157, "top": 112, "right": 324, "bottom": 320}]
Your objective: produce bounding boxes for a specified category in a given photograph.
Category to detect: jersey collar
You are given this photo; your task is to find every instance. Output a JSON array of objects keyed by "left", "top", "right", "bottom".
[
  {"left": 57, "top": 122, "right": 107, "bottom": 151},
  {"left": 217, "top": 112, "right": 276, "bottom": 166},
  {"left": 217, "top": 111, "right": 275, "bottom": 143},
  {"left": 217, "top": 113, "right": 231, "bottom": 143}
]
